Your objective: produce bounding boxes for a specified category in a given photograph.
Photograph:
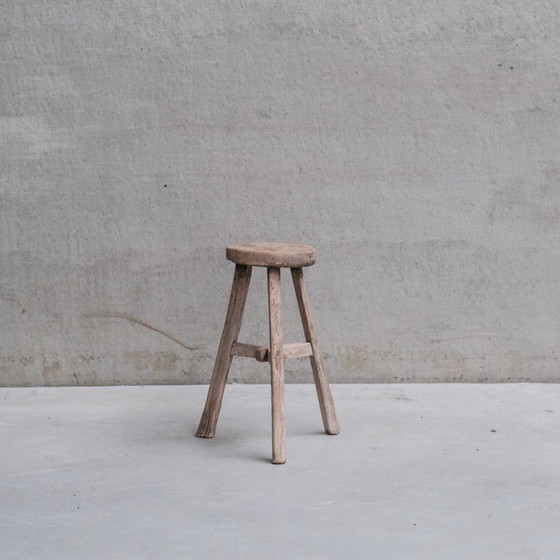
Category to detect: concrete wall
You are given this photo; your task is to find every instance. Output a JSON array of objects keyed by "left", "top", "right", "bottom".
[{"left": 2, "top": 1, "right": 560, "bottom": 386}]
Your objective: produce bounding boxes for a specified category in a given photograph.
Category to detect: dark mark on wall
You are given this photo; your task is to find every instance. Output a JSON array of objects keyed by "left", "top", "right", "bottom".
[
  {"left": 85, "top": 311, "right": 200, "bottom": 351},
  {"left": 0, "top": 296, "right": 26, "bottom": 315}
]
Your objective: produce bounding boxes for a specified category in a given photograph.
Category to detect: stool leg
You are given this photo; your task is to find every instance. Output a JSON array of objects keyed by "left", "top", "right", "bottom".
[
  {"left": 196, "top": 264, "right": 252, "bottom": 438},
  {"left": 268, "top": 267, "right": 286, "bottom": 464},
  {"left": 291, "top": 267, "right": 340, "bottom": 435}
]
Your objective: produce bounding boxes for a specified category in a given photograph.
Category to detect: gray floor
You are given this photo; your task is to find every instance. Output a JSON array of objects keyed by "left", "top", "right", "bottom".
[{"left": 2, "top": 383, "right": 560, "bottom": 559}]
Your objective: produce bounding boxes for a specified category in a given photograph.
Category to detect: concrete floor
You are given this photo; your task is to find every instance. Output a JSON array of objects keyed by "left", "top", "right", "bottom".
[{"left": 1, "top": 384, "right": 560, "bottom": 559}]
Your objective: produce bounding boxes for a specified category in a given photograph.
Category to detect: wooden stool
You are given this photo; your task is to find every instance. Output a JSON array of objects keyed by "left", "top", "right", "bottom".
[{"left": 196, "top": 243, "right": 340, "bottom": 464}]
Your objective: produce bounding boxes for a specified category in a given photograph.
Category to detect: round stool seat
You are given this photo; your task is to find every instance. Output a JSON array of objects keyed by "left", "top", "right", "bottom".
[{"left": 226, "top": 243, "right": 316, "bottom": 268}]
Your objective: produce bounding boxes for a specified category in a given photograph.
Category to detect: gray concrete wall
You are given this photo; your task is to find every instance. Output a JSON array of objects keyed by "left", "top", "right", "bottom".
[{"left": 2, "top": 1, "right": 560, "bottom": 386}]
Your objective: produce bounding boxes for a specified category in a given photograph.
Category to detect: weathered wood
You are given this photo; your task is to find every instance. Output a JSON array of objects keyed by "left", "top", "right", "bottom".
[
  {"left": 291, "top": 267, "right": 340, "bottom": 435},
  {"left": 198, "top": 246, "right": 339, "bottom": 464},
  {"left": 268, "top": 267, "right": 286, "bottom": 464},
  {"left": 196, "top": 264, "right": 252, "bottom": 438},
  {"left": 227, "top": 243, "right": 316, "bottom": 268},
  {"left": 230, "top": 342, "right": 269, "bottom": 362},
  {"left": 283, "top": 342, "right": 313, "bottom": 360}
]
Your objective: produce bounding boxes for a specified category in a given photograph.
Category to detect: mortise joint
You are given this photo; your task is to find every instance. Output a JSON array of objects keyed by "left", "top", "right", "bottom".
[{"left": 230, "top": 342, "right": 313, "bottom": 362}]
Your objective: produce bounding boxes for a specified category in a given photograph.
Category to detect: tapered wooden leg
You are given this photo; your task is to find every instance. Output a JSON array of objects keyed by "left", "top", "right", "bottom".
[
  {"left": 291, "top": 267, "right": 340, "bottom": 435},
  {"left": 268, "top": 267, "right": 286, "bottom": 464},
  {"left": 196, "top": 264, "right": 252, "bottom": 438}
]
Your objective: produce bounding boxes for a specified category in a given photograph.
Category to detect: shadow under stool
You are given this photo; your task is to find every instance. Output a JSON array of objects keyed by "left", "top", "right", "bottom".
[{"left": 196, "top": 243, "right": 340, "bottom": 464}]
